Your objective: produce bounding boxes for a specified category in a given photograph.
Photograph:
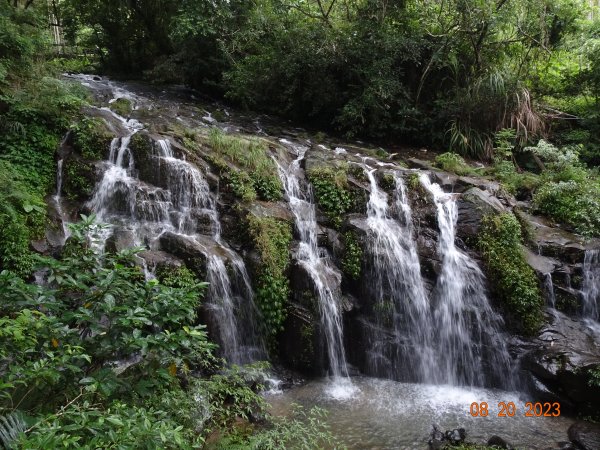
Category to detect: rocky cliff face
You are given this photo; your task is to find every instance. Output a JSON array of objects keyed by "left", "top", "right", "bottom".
[{"left": 44, "top": 75, "right": 600, "bottom": 416}]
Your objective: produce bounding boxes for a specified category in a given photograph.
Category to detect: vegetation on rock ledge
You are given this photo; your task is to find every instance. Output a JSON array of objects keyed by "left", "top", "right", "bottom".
[
  {"left": 477, "top": 213, "right": 544, "bottom": 335},
  {"left": 247, "top": 215, "right": 292, "bottom": 340}
]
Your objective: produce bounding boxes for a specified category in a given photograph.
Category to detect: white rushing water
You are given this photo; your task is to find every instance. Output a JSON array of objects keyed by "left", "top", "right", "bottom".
[
  {"left": 419, "top": 174, "right": 512, "bottom": 387},
  {"left": 85, "top": 85, "right": 264, "bottom": 364},
  {"left": 582, "top": 249, "right": 600, "bottom": 321},
  {"left": 267, "top": 377, "right": 575, "bottom": 450},
  {"left": 274, "top": 141, "right": 354, "bottom": 397},
  {"left": 359, "top": 161, "right": 434, "bottom": 381}
]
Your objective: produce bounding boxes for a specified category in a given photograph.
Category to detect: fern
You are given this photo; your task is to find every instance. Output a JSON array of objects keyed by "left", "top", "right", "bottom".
[{"left": 0, "top": 412, "right": 27, "bottom": 449}]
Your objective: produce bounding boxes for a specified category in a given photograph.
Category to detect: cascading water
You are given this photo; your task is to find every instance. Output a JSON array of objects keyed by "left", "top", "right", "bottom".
[
  {"left": 273, "top": 142, "right": 353, "bottom": 394},
  {"left": 358, "top": 161, "right": 434, "bottom": 382},
  {"left": 53, "top": 156, "right": 71, "bottom": 244},
  {"left": 582, "top": 249, "right": 600, "bottom": 321},
  {"left": 85, "top": 88, "right": 264, "bottom": 364},
  {"left": 420, "top": 174, "right": 513, "bottom": 387},
  {"left": 543, "top": 273, "right": 556, "bottom": 308}
]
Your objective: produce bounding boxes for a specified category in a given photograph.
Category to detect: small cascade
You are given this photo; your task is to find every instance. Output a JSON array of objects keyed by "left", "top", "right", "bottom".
[
  {"left": 543, "top": 273, "right": 556, "bottom": 308},
  {"left": 359, "top": 162, "right": 433, "bottom": 382},
  {"left": 85, "top": 90, "right": 264, "bottom": 365},
  {"left": 420, "top": 174, "right": 513, "bottom": 387},
  {"left": 582, "top": 249, "right": 600, "bottom": 321},
  {"left": 53, "top": 157, "right": 71, "bottom": 244},
  {"left": 273, "top": 143, "right": 351, "bottom": 386}
]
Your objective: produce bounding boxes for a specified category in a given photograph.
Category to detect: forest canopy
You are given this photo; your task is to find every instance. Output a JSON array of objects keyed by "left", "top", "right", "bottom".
[{"left": 41, "top": 0, "right": 600, "bottom": 163}]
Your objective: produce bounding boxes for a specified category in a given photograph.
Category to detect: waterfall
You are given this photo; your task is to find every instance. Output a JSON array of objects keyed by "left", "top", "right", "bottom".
[
  {"left": 420, "top": 174, "right": 513, "bottom": 387},
  {"left": 53, "top": 156, "right": 71, "bottom": 244},
  {"left": 273, "top": 143, "right": 351, "bottom": 388},
  {"left": 85, "top": 91, "right": 264, "bottom": 364},
  {"left": 582, "top": 249, "right": 600, "bottom": 321},
  {"left": 359, "top": 162, "right": 434, "bottom": 382},
  {"left": 543, "top": 273, "right": 556, "bottom": 308}
]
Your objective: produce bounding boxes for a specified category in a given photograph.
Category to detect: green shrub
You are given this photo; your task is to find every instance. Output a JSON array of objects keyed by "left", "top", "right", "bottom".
[
  {"left": 342, "top": 231, "right": 362, "bottom": 280},
  {"left": 533, "top": 180, "right": 600, "bottom": 236},
  {"left": 71, "top": 117, "right": 113, "bottom": 160},
  {"left": 492, "top": 160, "right": 540, "bottom": 197},
  {"left": 434, "top": 152, "right": 475, "bottom": 176},
  {"left": 477, "top": 213, "right": 544, "bottom": 335},
  {"left": 205, "top": 129, "right": 282, "bottom": 202},
  {"left": 247, "top": 215, "right": 292, "bottom": 338},
  {"left": 0, "top": 161, "right": 46, "bottom": 275},
  {"left": 109, "top": 98, "right": 133, "bottom": 117},
  {"left": 307, "top": 167, "right": 353, "bottom": 229},
  {"left": 155, "top": 265, "right": 199, "bottom": 289}
]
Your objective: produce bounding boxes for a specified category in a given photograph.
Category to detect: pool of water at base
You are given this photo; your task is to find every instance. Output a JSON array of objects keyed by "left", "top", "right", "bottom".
[{"left": 265, "top": 377, "right": 575, "bottom": 450}]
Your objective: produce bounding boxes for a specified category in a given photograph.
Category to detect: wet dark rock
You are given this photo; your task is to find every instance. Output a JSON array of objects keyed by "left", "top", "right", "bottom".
[
  {"left": 427, "top": 425, "right": 466, "bottom": 449},
  {"left": 158, "top": 231, "right": 212, "bottom": 277},
  {"left": 568, "top": 421, "right": 600, "bottom": 450},
  {"left": 105, "top": 227, "right": 136, "bottom": 253},
  {"left": 456, "top": 186, "right": 505, "bottom": 240},
  {"left": 521, "top": 309, "right": 600, "bottom": 414},
  {"left": 137, "top": 250, "right": 183, "bottom": 270},
  {"left": 487, "top": 435, "right": 512, "bottom": 449},
  {"left": 279, "top": 303, "right": 321, "bottom": 375}
]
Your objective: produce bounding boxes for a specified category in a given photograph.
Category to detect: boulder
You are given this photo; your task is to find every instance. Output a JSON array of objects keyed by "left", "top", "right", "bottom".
[
  {"left": 158, "top": 232, "right": 215, "bottom": 277},
  {"left": 457, "top": 187, "right": 505, "bottom": 239},
  {"left": 487, "top": 435, "right": 512, "bottom": 449},
  {"left": 521, "top": 309, "right": 600, "bottom": 414},
  {"left": 568, "top": 421, "right": 600, "bottom": 450},
  {"left": 105, "top": 227, "right": 137, "bottom": 253}
]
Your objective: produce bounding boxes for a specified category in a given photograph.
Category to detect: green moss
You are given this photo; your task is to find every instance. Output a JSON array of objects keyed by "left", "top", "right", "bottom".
[
  {"left": 492, "top": 160, "right": 540, "bottom": 197},
  {"left": 109, "top": 98, "right": 133, "bottom": 117},
  {"left": 477, "top": 213, "right": 544, "bottom": 335},
  {"left": 204, "top": 129, "right": 282, "bottom": 202},
  {"left": 63, "top": 158, "right": 96, "bottom": 201},
  {"left": 71, "top": 117, "right": 113, "bottom": 160},
  {"left": 342, "top": 231, "right": 363, "bottom": 280},
  {"left": 307, "top": 167, "right": 353, "bottom": 229},
  {"left": 248, "top": 215, "right": 292, "bottom": 338},
  {"left": 434, "top": 152, "right": 476, "bottom": 176}
]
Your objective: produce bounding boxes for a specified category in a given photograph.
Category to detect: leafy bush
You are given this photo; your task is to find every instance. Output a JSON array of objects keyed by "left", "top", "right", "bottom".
[
  {"left": 492, "top": 160, "right": 540, "bottom": 197},
  {"left": 533, "top": 180, "right": 600, "bottom": 236},
  {"left": 247, "top": 215, "right": 292, "bottom": 338},
  {"left": 477, "top": 213, "right": 543, "bottom": 335},
  {"left": 205, "top": 129, "right": 282, "bottom": 202},
  {"left": 109, "top": 98, "right": 133, "bottom": 117},
  {"left": 434, "top": 152, "right": 476, "bottom": 176},
  {"left": 308, "top": 167, "right": 354, "bottom": 229},
  {"left": 342, "top": 231, "right": 363, "bottom": 281}
]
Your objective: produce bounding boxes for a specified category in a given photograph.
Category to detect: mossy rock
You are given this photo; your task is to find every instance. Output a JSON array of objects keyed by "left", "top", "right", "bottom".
[
  {"left": 72, "top": 117, "right": 114, "bottom": 161},
  {"left": 477, "top": 213, "right": 544, "bottom": 335},
  {"left": 109, "top": 98, "right": 133, "bottom": 117},
  {"left": 63, "top": 156, "right": 97, "bottom": 201}
]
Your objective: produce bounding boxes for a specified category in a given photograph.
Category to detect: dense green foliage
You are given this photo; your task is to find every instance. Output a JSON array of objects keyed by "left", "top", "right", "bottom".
[
  {"left": 477, "top": 213, "right": 544, "bottom": 335},
  {"left": 204, "top": 129, "right": 282, "bottom": 202},
  {"left": 48, "top": 0, "right": 600, "bottom": 169},
  {"left": 0, "top": 218, "right": 337, "bottom": 448},
  {"left": 434, "top": 152, "right": 477, "bottom": 177},
  {"left": 341, "top": 231, "right": 362, "bottom": 281},
  {"left": 308, "top": 166, "right": 353, "bottom": 229},
  {"left": 0, "top": 2, "right": 86, "bottom": 275},
  {"left": 247, "top": 215, "right": 292, "bottom": 339}
]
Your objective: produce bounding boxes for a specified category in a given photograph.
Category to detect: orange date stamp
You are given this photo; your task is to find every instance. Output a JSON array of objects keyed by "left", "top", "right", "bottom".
[{"left": 469, "top": 402, "right": 561, "bottom": 417}]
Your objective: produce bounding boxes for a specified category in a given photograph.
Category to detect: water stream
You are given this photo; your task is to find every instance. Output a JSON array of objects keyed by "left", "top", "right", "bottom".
[
  {"left": 85, "top": 85, "right": 264, "bottom": 364},
  {"left": 582, "top": 249, "right": 600, "bottom": 321},
  {"left": 420, "top": 174, "right": 513, "bottom": 388},
  {"left": 359, "top": 162, "right": 433, "bottom": 382},
  {"left": 274, "top": 141, "right": 354, "bottom": 397}
]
